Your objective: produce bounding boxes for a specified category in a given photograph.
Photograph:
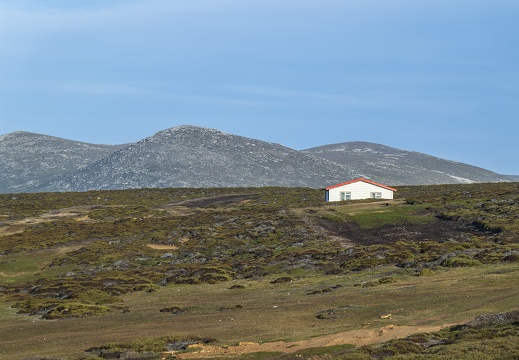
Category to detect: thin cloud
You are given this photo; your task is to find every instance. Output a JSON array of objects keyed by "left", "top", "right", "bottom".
[
  {"left": 43, "top": 81, "right": 271, "bottom": 106},
  {"left": 230, "top": 85, "right": 460, "bottom": 114},
  {"left": 0, "top": 0, "right": 396, "bottom": 36},
  {"left": 54, "top": 82, "right": 154, "bottom": 96}
]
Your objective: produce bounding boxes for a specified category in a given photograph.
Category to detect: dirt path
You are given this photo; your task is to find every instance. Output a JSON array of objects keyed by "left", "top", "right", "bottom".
[
  {"left": 164, "top": 194, "right": 256, "bottom": 208},
  {"left": 294, "top": 199, "right": 407, "bottom": 248},
  {"left": 171, "top": 323, "right": 450, "bottom": 358},
  {"left": 147, "top": 244, "right": 179, "bottom": 250},
  {"left": 324, "top": 199, "right": 407, "bottom": 213},
  {"left": 0, "top": 205, "right": 100, "bottom": 237}
]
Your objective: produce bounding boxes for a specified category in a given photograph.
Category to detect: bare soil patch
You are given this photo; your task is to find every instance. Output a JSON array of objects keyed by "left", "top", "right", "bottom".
[
  {"left": 0, "top": 205, "right": 101, "bottom": 237},
  {"left": 39, "top": 205, "right": 101, "bottom": 218},
  {"left": 147, "top": 244, "right": 178, "bottom": 250},
  {"left": 324, "top": 200, "right": 406, "bottom": 213},
  {"left": 314, "top": 217, "right": 471, "bottom": 246},
  {"left": 165, "top": 194, "right": 256, "bottom": 208},
  {"left": 173, "top": 324, "right": 449, "bottom": 358},
  {"left": 0, "top": 271, "right": 26, "bottom": 277},
  {"left": 0, "top": 224, "right": 26, "bottom": 237}
]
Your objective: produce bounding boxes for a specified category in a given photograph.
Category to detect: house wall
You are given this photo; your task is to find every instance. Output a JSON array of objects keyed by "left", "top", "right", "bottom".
[{"left": 327, "top": 181, "right": 394, "bottom": 202}]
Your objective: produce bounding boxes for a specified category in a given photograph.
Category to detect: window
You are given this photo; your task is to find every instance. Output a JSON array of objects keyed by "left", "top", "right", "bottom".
[
  {"left": 370, "top": 192, "right": 382, "bottom": 199},
  {"left": 340, "top": 191, "right": 351, "bottom": 201}
]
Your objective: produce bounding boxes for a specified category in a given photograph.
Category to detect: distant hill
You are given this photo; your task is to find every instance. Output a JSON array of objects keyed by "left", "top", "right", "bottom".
[
  {"left": 0, "top": 127, "right": 511, "bottom": 193},
  {"left": 303, "top": 141, "right": 509, "bottom": 185},
  {"left": 41, "top": 126, "right": 359, "bottom": 192},
  {"left": 503, "top": 175, "right": 519, "bottom": 181},
  {"left": 0, "top": 131, "right": 125, "bottom": 193}
]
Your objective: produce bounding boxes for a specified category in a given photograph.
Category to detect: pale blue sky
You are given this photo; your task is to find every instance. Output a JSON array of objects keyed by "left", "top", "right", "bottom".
[{"left": 1, "top": 0, "right": 518, "bottom": 174}]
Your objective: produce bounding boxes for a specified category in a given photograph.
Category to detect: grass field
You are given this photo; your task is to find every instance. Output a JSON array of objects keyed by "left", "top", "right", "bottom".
[
  {"left": 1, "top": 183, "right": 518, "bottom": 359},
  {"left": 1, "top": 264, "right": 518, "bottom": 359}
]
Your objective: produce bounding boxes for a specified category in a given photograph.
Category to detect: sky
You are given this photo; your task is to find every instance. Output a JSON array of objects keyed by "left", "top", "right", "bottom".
[{"left": 0, "top": 0, "right": 518, "bottom": 174}]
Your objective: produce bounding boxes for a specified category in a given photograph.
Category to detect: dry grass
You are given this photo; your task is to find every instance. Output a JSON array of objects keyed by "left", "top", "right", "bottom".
[
  {"left": 0, "top": 246, "right": 81, "bottom": 284},
  {"left": 1, "top": 184, "right": 518, "bottom": 359},
  {"left": 146, "top": 244, "right": 179, "bottom": 250},
  {"left": 1, "top": 264, "right": 518, "bottom": 359}
]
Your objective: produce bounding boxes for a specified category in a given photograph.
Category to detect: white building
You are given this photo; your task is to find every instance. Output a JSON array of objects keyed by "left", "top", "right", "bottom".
[{"left": 325, "top": 178, "right": 396, "bottom": 202}]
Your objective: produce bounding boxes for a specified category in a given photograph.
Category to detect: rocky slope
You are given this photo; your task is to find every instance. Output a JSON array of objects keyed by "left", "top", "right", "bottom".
[
  {"left": 1, "top": 127, "right": 511, "bottom": 193},
  {"left": 41, "top": 126, "right": 359, "bottom": 191},
  {"left": 303, "top": 141, "right": 509, "bottom": 185},
  {"left": 0, "top": 131, "right": 125, "bottom": 193}
]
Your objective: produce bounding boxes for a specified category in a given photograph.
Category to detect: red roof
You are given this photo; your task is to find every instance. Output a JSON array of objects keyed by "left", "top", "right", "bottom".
[{"left": 325, "top": 178, "right": 397, "bottom": 192}]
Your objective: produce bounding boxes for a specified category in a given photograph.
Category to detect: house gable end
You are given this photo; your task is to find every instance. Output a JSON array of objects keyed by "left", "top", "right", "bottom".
[{"left": 326, "top": 178, "right": 397, "bottom": 192}]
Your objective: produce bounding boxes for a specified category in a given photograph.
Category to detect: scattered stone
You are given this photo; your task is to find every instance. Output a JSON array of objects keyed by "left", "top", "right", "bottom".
[
  {"left": 307, "top": 284, "right": 342, "bottom": 295},
  {"left": 113, "top": 260, "right": 129, "bottom": 268},
  {"left": 159, "top": 306, "right": 188, "bottom": 315},
  {"left": 219, "top": 305, "right": 243, "bottom": 311},
  {"left": 466, "top": 309, "right": 519, "bottom": 328},
  {"left": 228, "top": 284, "right": 246, "bottom": 289},
  {"left": 316, "top": 305, "right": 364, "bottom": 319},
  {"left": 270, "top": 276, "right": 293, "bottom": 284},
  {"left": 166, "top": 338, "right": 214, "bottom": 351}
]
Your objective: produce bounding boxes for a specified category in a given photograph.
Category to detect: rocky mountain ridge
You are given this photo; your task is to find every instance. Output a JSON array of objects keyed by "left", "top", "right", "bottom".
[
  {"left": 303, "top": 141, "right": 510, "bottom": 186},
  {"left": 0, "top": 131, "right": 125, "bottom": 193},
  {"left": 0, "top": 126, "right": 511, "bottom": 193},
  {"left": 39, "top": 126, "right": 359, "bottom": 192}
]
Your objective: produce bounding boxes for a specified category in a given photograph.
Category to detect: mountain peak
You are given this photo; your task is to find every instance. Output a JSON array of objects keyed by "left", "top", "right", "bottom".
[
  {"left": 39, "top": 126, "right": 357, "bottom": 192},
  {"left": 0, "top": 132, "right": 125, "bottom": 193},
  {"left": 0, "top": 127, "right": 510, "bottom": 193},
  {"left": 304, "top": 142, "right": 509, "bottom": 185},
  {"left": 0, "top": 131, "right": 44, "bottom": 141},
  {"left": 151, "top": 125, "right": 226, "bottom": 139}
]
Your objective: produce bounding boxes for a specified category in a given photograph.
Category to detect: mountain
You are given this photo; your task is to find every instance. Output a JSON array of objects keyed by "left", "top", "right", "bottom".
[
  {"left": 41, "top": 126, "right": 359, "bottom": 192},
  {"left": 1, "top": 127, "right": 511, "bottom": 194},
  {"left": 303, "top": 141, "right": 509, "bottom": 185},
  {"left": 0, "top": 131, "right": 125, "bottom": 193}
]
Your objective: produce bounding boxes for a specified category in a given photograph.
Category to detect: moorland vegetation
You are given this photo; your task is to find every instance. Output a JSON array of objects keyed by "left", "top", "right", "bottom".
[{"left": 0, "top": 182, "right": 518, "bottom": 359}]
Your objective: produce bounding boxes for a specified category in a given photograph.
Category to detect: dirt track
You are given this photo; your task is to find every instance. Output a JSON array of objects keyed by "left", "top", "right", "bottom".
[
  {"left": 314, "top": 214, "right": 470, "bottom": 246},
  {"left": 165, "top": 194, "right": 256, "bottom": 208},
  {"left": 0, "top": 205, "right": 100, "bottom": 237},
  {"left": 171, "top": 323, "right": 451, "bottom": 358}
]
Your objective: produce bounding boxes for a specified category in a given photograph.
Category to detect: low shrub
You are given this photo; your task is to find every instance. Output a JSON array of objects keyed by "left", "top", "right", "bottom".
[
  {"left": 75, "top": 289, "right": 122, "bottom": 305},
  {"left": 378, "top": 276, "right": 396, "bottom": 284},
  {"left": 442, "top": 256, "right": 482, "bottom": 268},
  {"left": 88, "top": 335, "right": 216, "bottom": 354},
  {"left": 416, "top": 268, "right": 435, "bottom": 276},
  {"left": 159, "top": 306, "right": 188, "bottom": 315},
  {"left": 42, "top": 302, "right": 112, "bottom": 319}
]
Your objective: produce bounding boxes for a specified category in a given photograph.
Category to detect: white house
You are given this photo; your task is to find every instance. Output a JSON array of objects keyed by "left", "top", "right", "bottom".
[{"left": 325, "top": 178, "right": 397, "bottom": 202}]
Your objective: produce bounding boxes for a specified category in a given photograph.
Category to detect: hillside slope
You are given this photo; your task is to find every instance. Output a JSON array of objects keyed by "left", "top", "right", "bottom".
[
  {"left": 1, "top": 183, "right": 518, "bottom": 359},
  {"left": 1, "top": 128, "right": 511, "bottom": 193},
  {"left": 0, "top": 131, "right": 125, "bottom": 193},
  {"left": 42, "top": 126, "right": 359, "bottom": 191},
  {"left": 303, "top": 141, "right": 509, "bottom": 185}
]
